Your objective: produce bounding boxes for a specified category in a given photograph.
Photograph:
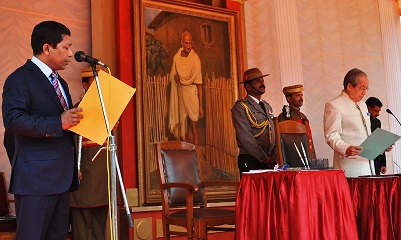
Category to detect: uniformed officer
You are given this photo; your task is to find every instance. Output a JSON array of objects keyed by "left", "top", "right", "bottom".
[
  {"left": 231, "top": 68, "right": 277, "bottom": 176},
  {"left": 277, "top": 84, "right": 316, "bottom": 159}
]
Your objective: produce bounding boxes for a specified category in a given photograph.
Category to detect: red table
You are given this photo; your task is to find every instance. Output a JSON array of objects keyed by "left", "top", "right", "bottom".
[
  {"left": 235, "top": 170, "right": 358, "bottom": 240},
  {"left": 348, "top": 175, "right": 401, "bottom": 240}
]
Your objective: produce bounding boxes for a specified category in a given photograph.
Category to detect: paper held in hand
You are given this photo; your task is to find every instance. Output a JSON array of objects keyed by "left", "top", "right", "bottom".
[
  {"left": 359, "top": 128, "right": 400, "bottom": 160},
  {"left": 70, "top": 70, "right": 136, "bottom": 145}
]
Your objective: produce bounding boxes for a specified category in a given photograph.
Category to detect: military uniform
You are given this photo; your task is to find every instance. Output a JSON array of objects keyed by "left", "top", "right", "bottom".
[
  {"left": 277, "top": 106, "right": 316, "bottom": 159},
  {"left": 232, "top": 95, "right": 276, "bottom": 175},
  {"left": 70, "top": 67, "right": 109, "bottom": 240},
  {"left": 278, "top": 84, "right": 316, "bottom": 159}
]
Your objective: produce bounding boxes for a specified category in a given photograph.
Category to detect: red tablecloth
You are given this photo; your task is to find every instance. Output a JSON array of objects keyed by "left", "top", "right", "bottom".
[
  {"left": 235, "top": 170, "right": 358, "bottom": 240},
  {"left": 348, "top": 175, "right": 401, "bottom": 240}
]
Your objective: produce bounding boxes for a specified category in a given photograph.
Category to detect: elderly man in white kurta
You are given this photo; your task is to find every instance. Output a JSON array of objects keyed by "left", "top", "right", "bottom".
[
  {"left": 169, "top": 31, "right": 203, "bottom": 146},
  {"left": 324, "top": 68, "right": 372, "bottom": 177}
]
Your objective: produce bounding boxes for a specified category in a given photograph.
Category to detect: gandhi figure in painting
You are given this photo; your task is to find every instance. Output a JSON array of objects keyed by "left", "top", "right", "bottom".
[{"left": 168, "top": 31, "right": 204, "bottom": 146}]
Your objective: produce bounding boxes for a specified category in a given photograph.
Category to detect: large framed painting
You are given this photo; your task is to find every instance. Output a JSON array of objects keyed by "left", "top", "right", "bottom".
[{"left": 134, "top": 0, "right": 242, "bottom": 205}]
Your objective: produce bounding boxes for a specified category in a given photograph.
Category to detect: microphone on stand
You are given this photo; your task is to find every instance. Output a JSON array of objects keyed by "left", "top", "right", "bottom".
[
  {"left": 386, "top": 108, "right": 401, "bottom": 173},
  {"left": 386, "top": 108, "right": 401, "bottom": 126},
  {"left": 74, "top": 51, "right": 108, "bottom": 68}
]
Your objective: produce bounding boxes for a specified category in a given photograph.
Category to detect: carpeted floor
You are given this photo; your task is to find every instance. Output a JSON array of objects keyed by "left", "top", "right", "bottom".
[
  {"left": 0, "top": 232, "right": 73, "bottom": 240},
  {"left": 0, "top": 232, "right": 16, "bottom": 240}
]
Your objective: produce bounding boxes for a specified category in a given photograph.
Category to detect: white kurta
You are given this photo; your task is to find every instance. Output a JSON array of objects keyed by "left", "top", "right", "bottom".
[
  {"left": 168, "top": 48, "right": 202, "bottom": 140},
  {"left": 324, "top": 91, "right": 372, "bottom": 177}
]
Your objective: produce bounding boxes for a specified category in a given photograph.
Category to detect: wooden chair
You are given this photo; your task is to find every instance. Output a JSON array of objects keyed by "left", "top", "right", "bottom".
[
  {"left": 0, "top": 172, "right": 16, "bottom": 232},
  {"left": 274, "top": 118, "right": 313, "bottom": 168},
  {"left": 156, "top": 141, "right": 238, "bottom": 240}
]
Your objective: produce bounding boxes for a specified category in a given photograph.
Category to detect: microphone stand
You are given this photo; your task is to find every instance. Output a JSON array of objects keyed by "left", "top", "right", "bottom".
[
  {"left": 387, "top": 109, "right": 401, "bottom": 174},
  {"left": 90, "top": 64, "right": 133, "bottom": 240}
]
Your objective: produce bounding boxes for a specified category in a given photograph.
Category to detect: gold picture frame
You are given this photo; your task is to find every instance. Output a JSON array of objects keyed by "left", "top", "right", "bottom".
[{"left": 134, "top": 0, "right": 241, "bottom": 205}]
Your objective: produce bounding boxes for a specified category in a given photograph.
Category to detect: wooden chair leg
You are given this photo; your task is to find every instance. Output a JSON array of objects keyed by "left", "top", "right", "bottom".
[
  {"left": 194, "top": 221, "right": 207, "bottom": 240},
  {"left": 163, "top": 223, "right": 170, "bottom": 240}
]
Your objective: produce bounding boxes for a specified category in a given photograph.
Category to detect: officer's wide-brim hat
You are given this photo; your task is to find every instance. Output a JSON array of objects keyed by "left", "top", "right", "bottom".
[
  {"left": 81, "top": 66, "right": 100, "bottom": 78},
  {"left": 283, "top": 84, "right": 304, "bottom": 95},
  {"left": 240, "top": 67, "right": 270, "bottom": 84}
]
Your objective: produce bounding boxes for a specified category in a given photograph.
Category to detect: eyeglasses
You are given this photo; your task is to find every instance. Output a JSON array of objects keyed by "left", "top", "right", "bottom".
[{"left": 357, "top": 86, "right": 369, "bottom": 92}]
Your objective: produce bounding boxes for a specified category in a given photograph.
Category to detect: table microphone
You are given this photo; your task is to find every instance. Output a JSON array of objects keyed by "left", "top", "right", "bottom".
[{"left": 386, "top": 108, "right": 401, "bottom": 126}]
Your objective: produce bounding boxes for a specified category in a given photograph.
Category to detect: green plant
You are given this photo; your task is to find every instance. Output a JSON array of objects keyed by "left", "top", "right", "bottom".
[{"left": 146, "top": 34, "right": 169, "bottom": 76}]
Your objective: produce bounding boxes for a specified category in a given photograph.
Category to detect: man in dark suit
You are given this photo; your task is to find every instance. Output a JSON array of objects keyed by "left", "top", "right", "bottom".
[
  {"left": 231, "top": 68, "right": 276, "bottom": 176},
  {"left": 365, "top": 97, "right": 387, "bottom": 175},
  {"left": 2, "top": 21, "right": 83, "bottom": 240}
]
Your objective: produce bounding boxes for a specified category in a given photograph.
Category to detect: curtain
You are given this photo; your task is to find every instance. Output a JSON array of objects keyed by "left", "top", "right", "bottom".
[{"left": 0, "top": 1, "right": 91, "bottom": 211}]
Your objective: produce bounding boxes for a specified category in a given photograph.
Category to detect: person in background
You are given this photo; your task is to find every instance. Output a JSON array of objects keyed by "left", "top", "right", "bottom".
[
  {"left": 2, "top": 20, "right": 83, "bottom": 239},
  {"left": 277, "top": 84, "right": 316, "bottom": 159},
  {"left": 365, "top": 97, "right": 387, "bottom": 175},
  {"left": 231, "top": 68, "right": 276, "bottom": 176},
  {"left": 70, "top": 67, "right": 109, "bottom": 240}
]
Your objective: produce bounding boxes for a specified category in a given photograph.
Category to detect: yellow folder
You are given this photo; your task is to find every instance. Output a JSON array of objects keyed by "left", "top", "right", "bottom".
[{"left": 70, "top": 70, "right": 136, "bottom": 145}]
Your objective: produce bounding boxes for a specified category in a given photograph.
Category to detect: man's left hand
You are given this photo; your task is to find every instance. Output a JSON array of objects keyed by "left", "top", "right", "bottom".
[
  {"left": 78, "top": 170, "right": 82, "bottom": 181},
  {"left": 199, "top": 108, "right": 204, "bottom": 119},
  {"left": 385, "top": 143, "right": 394, "bottom": 152}
]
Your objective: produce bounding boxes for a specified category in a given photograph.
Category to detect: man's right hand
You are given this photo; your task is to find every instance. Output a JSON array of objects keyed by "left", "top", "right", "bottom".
[
  {"left": 380, "top": 166, "right": 387, "bottom": 174},
  {"left": 174, "top": 74, "right": 180, "bottom": 83},
  {"left": 61, "top": 107, "right": 83, "bottom": 130},
  {"left": 264, "top": 154, "right": 277, "bottom": 168},
  {"left": 345, "top": 145, "right": 363, "bottom": 156}
]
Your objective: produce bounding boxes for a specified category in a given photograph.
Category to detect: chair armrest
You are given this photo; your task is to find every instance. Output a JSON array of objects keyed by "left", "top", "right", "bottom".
[
  {"left": 162, "top": 182, "right": 197, "bottom": 215},
  {"left": 201, "top": 181, "right": 239, "bottom": 188},
  {"left": 162, "top": 182, "right": 199, "bottom": 193}
]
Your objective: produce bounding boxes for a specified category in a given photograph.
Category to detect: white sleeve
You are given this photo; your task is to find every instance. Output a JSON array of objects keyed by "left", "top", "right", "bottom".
[{"left": 323, "top": 101, "right": 350, "bottom": 156}]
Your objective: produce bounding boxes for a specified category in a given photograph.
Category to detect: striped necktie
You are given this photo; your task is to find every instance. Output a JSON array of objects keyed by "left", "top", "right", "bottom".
[
  {"left": 356, "top": 103, "right": 369, "bottom": 136},
  {"left": 51, "top": 71, "right": 68, "bottom": 111}
]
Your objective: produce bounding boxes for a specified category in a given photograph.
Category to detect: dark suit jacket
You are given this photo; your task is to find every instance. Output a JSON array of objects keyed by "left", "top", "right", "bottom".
[
  {"left": 2, "top": 60, "right": 79, "bottom": 195},
  {"left": 3, "top": 130, "right": 15, "bottom": 163},
  {"left": 370, "top": 117, "right": 386, "bottom": 175}
]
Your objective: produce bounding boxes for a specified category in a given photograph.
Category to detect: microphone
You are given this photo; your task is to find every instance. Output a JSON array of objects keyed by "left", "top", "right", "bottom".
[
  {"left": 386, "top": 108, "right": 401, "bottom": 126},
  {"left": 74, "top": 51, "right": 108, "bottom": 68}
]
